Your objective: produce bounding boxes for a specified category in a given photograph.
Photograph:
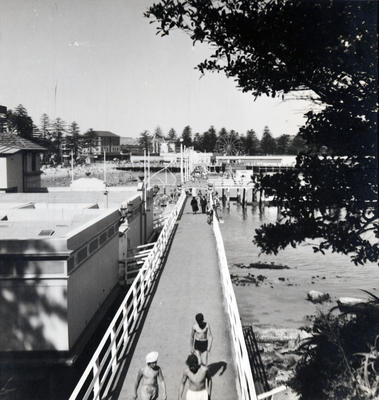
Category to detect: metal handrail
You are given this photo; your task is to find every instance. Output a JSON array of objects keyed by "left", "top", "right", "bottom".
[
  {"left": 69, "top": 191, "right": 186, "bottom": 400},
  {"left": 210, "top": 194, "right": 258, "bottom": 400}
]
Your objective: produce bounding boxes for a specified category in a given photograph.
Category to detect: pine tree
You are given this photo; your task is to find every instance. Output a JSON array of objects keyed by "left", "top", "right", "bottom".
[
  {"left": 67, "top": 121, "right": 81, "bottom": 159},
  {"left": 181, "top": 125, "right": 192, "bottom": 147},
  {"left": 7, "top": 105, "right": 33, "bottom": 138},
  {"left": 276, "top": 134, "right": 291, "bottom": 154},
  {"left": 243, "top": 129, "right": 260, "bottom": 155},
  {"left": 40, "top": 113, "right": 51, "bottom": 140},
  {"left": 202, "top": 126, "right": 217, "bottom": 152},
  {"left": 260, "top": 126, "right": 276, "bottom": 155}
]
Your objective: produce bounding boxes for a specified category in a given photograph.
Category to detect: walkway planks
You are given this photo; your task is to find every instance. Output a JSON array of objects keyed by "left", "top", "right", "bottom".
[{"left": 115, "top": 199, "right": 238, "bottom": 400}]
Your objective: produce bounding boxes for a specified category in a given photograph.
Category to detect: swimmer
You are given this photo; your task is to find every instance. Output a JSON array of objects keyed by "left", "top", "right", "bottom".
[
  {"left": 133, "top": 351, "right": 166, "bottom": 400},
  {"left": 190, "top": 313, "right": 213, "bottom": 365},
  {"left": 178, "top": 354, "right": 210, "bottom": 400}
]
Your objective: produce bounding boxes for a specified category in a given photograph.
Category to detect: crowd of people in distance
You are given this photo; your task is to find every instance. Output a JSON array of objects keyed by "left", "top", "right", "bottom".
[
  {"left": 189, "top": 189, "right": 221, "bottom": 224},
  {"left": 134, "top": 313, "right": 214, "bottom": 400}
]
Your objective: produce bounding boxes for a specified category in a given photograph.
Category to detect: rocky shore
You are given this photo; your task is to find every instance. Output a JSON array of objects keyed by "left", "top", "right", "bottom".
[{"left": 255, "top": 327, "right": 310, "bottom": 392}]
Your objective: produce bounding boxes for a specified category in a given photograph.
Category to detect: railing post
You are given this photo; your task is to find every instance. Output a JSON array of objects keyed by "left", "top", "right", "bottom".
[
  {"left": 133, "top": 286, "right": 138, "bottom": 321},
  {"left": 93, "top": 359, "right": 100, "bottom": 400},
  {"left": 122, "top": 308, "right": 129, "bottom": 347},
  {"left": 110, "top": 327, "right": 117, "bottom": 374}
]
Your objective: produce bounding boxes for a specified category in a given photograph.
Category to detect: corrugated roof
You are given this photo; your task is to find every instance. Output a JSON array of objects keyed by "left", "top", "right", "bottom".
[
  {"left": 0, "top": 145, "right": 20, "bottom": 154},
  {"left": 0, "top": 133, "right": 46, "bottom": 154},
  {"left": 92, "top": 131, "right": 119, "bottom": 138}
]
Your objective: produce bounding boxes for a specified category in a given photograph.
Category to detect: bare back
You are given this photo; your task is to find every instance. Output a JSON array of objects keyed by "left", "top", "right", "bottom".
[{"left": 184, "top": 365, "right": 208, "bottom": 391}]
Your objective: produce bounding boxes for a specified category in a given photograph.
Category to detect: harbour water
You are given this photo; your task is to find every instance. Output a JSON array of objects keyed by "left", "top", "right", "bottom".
[{"left": 220, "top": 203, "right": 379, "bottom": 330}]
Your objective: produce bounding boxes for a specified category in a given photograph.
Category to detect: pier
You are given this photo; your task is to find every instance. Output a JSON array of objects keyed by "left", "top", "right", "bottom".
[{"left": 67, "top": 191, "right": 265, "bottom": 400}]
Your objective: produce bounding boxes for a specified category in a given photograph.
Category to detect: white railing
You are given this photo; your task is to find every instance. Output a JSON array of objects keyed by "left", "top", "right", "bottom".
[
  {"left": 69, "top": 191, "right": 186, "bottom": 400},
  {"left": 210, "top": 195, "right": 258, "bottom": 400}
]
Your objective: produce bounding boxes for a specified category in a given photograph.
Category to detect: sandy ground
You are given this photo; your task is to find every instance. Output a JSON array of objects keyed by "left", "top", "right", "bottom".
[{"left": 41, "top": 163, "right": 140, "bottom": 187}]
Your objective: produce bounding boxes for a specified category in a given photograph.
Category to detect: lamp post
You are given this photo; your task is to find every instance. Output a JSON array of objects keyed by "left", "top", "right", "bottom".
[{"left": 180, "top": 138, "right": 184, "bottom": 184}]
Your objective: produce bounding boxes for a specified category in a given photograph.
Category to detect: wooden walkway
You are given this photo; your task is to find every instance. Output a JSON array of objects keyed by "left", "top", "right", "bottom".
[{"left": 115, "top": 199, "right": 238, "bottom": 399}]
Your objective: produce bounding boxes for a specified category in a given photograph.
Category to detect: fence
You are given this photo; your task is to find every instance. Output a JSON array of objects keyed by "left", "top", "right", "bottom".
[
  {"left": 210, "top": 194, "right": 258, "bottom": 400},
  {"left": 69, "top": 191, "right": 186, "bottom": 400}
]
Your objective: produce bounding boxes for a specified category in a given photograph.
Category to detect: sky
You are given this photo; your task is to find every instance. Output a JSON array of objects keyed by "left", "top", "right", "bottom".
[{"left": 0, "top": 0, "right": 314, "bottom": 139}]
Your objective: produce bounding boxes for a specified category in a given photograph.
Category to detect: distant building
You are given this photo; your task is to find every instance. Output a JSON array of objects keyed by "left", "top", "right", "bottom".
[
  {"left": 87, "top": 131, "right": 120, "bottom": 158},
  {"left": 0, "top": 133, "right": 46, "bottom": 192},
  {"left": 120, "top": 136, "right": 141, "bottom": 155},
  {"left": 152, "top": 135, "right": 176, "bottom": 155}
]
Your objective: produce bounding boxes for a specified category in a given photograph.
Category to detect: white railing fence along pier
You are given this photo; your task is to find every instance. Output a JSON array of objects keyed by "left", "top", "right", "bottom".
[
  {"left": 69, "top": 191, "right": 186, "bottom": 400},
  {"left": 210, "top": 193, "right": 285, "bottom": 400},
  {"left": 210, "top": 193, "right": 258, "bottom": 400}
]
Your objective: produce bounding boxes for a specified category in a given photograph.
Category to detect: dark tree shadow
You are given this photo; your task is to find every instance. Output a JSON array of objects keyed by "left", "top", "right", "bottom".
[{"left": 0, "top": 236, "right": 68, "bottom": 399}]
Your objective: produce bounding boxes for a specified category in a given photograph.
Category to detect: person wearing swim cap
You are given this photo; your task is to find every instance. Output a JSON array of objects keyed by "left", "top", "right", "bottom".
[
  {"left": 178, "top": 354, "right": 210, "bottom": 400},
  {"left": 133, "top": 351, "right": 167, "bottom": 400}
]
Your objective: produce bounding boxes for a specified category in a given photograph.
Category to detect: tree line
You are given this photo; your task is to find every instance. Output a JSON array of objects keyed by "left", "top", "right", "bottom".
[
  {"left": 3, "top": 104, "right": 98, "bottom": 164},
  {"left": 139, "top": 124, "right": 307, "bottom": 155}
]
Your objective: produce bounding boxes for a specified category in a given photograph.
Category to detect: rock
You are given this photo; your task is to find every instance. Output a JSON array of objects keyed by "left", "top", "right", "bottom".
[
  {"left": 278, "top": 277, "right": 285, "bottom": 281},
  {"left": 247, "top": 262, "right": 290, "bottom": 270},
  {"left": 275, "top": 370, "right": 293, "bottom": 384},
  {"left": 257, "top": 328, "right": 311, "bottom": 344},
  {"left": 337, "top": 297, "right": 379, "bottom": 319},
  {"left": 307, "top": 290, "right": 330, "bottom": 303}
]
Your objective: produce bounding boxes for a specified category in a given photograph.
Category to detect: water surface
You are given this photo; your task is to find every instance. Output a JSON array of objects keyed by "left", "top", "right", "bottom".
[{"left": 220, "top": 203, "right": 378, "bottom": 329}]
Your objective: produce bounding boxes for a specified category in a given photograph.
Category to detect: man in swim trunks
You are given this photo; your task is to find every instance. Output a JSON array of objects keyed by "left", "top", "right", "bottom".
[
  {"left": 133, "top": 351, "right": 167, "bottom": 400},
  {"left": 190, "top": 313, "right": 213, "bottom": 365},
  {"left": 178, "top": 354, "right": 210, "bottom": 400}
]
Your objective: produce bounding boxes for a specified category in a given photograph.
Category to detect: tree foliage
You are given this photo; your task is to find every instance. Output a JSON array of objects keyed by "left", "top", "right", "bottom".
[
  {"left": 6, "top": 105, "right": 33, "bottom": 138},
  {"left": 202, "top": 126, "right": 217, "bottom": 152},
  {"left": 167, "top": 127, "right": 177, "bottom": 140},
  {"left": 291, "top": 302, "right": 379, "bottom": 400},
  {"left": 181, "top": 125, "right": 192, "bottom": 147},
  {"left": 242, "top": 129, "right": 260, "bottom": 155},
  {"left": 39, "top": 113, "right": 51, "bottom": 140},
  {"left": 260, "top": 126, "right": 276, "bottom": 155},
  {"left": 138, "top": 130, "right": 153, "bottom": 152},
  {"left": 146, "top": 0, "right": 378, "bottom": 264},
  {"left": 83, "top": 128, "right": 98, "bottom": 156},
  {"left": 276, "top": 134, "right": 291, "bottom": 155},
  {"left": 67, "top": 121, "right": 81, "bottom": 159}
]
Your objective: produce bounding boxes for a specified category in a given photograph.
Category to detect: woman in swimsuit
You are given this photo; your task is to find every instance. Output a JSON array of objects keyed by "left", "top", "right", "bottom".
[
  {"left": 190, "top": 313, "right": 213, "bottom": 365},
  {"left": 178, "top": 354, "right": 210, "bottom": 400}
]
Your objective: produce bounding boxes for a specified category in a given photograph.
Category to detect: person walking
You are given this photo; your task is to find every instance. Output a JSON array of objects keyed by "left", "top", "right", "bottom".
[
  {"left": 133, "top": 351, "right": 167, "bottom": 400},
  {"left": 190, "top": 196, "right": 199, "bottom": 214},
  {"left": 178, "top": 354, "right": 210, "bottom": 400},
  {"left": 190, "top": 313, "right": 213, "bottom": 365},
  {"left": 200, "top": 195, "right": 207, "bottom": 214}
]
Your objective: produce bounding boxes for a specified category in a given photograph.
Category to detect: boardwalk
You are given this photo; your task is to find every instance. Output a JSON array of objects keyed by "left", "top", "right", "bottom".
[{"left": 116, "top": 199, "right": 238, "bottom": 400}]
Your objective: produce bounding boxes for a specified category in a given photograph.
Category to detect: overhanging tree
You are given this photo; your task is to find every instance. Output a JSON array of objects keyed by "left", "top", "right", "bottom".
[{"left": 146, "top": 0, "right": 378, "bottom": 264}]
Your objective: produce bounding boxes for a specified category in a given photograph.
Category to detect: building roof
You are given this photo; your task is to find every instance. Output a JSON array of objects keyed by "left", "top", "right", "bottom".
[
  {"left": 92, "top": 131, "right": 119, "bottom": 138},
  {"left": 0, "top": 133, "right": 46, "bottom": 154}
]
